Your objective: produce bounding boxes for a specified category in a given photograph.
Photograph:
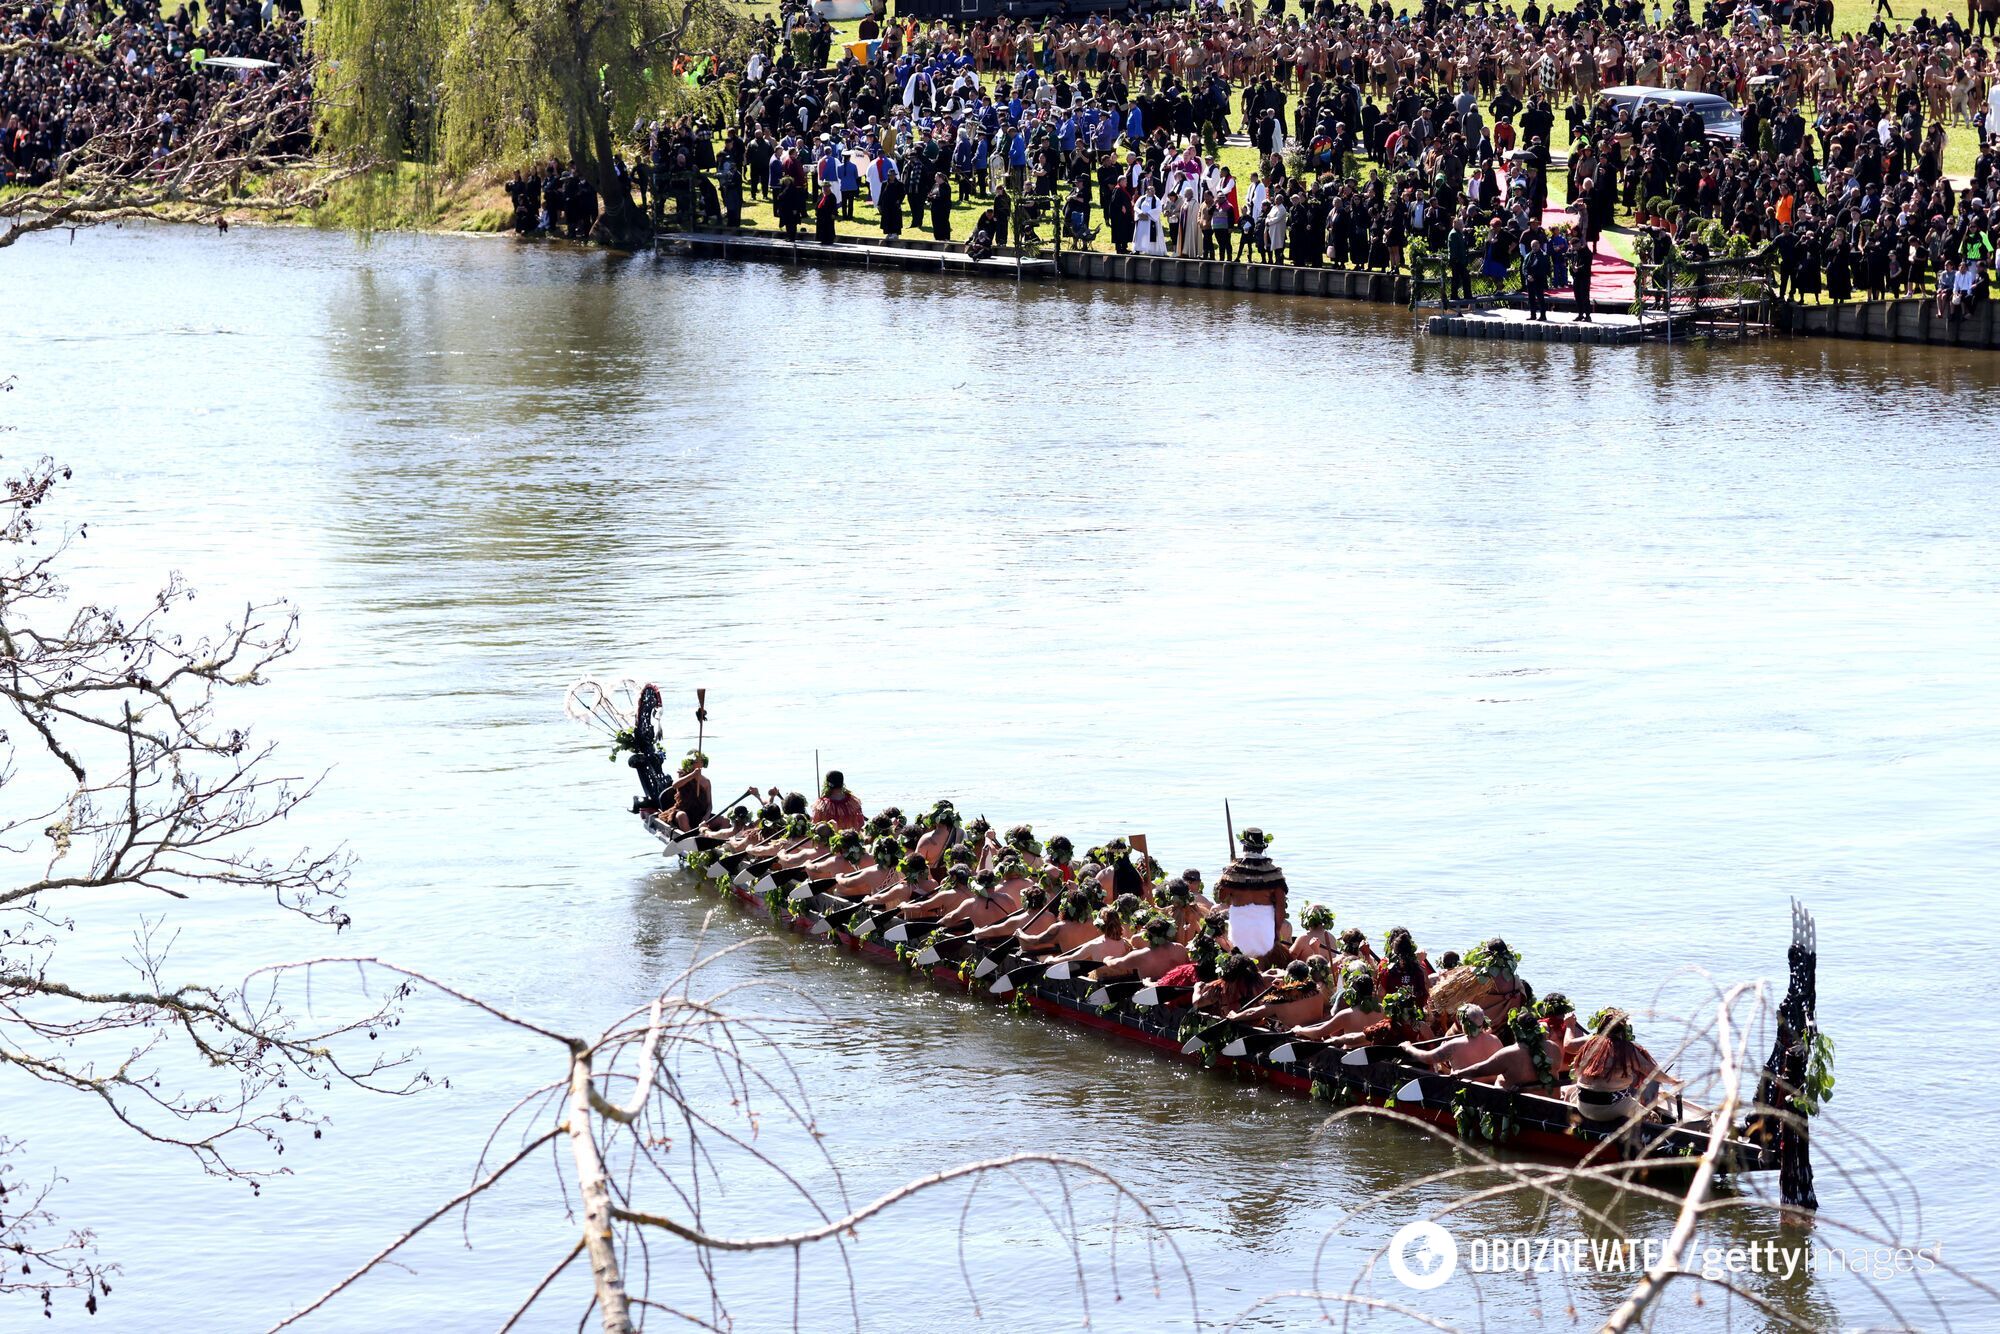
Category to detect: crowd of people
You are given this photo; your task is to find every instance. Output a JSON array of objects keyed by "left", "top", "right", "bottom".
[
  {"left": 11, "top": 0, "right": 2000, "bottom": 307},
  {"left": 659, "top": 766, "right": 1678, "bottom": 1125},
  {"left": 644, "top": 0, "right": 2000, "bottom": 308},
  {"left": 1, "top": 0, "right": 308, "bottom": 187}
]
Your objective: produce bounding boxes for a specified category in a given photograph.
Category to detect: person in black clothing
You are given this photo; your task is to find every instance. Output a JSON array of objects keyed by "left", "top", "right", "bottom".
[
  {"left": 929, "top": 174, "right": 952, "bottom": 242},
  {"left": 1523, "top": 238, "right": 1551, "bottom": 320},
  {"left": 878, "top": 164, "right": 905, "bottom": 238},
  {"left": 1570, "top": 239, "right": 1594, "bottom": 321},
  {"left": 814, "top": 179, "right": 838, "bottom": 243},
  {"left": 774, "top": 175, "right": 806, "bottom": 242}
]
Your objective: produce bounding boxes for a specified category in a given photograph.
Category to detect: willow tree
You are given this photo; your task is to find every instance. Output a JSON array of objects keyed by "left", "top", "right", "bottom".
[{"left": 313, "top": 0, "right": 750, "bottom": 243}]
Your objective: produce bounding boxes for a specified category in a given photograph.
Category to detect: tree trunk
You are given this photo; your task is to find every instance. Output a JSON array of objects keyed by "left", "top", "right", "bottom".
[
  {"left": 590, "top": 104, "right": 647, "bottom": 247},
  {"left": 567, "top": 1048, "right": 636, "bottom": 1334}
]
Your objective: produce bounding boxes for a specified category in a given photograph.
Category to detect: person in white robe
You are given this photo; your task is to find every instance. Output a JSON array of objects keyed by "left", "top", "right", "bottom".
[{"left": 1133, "top": 190, "right": 1166, "bottom": 255}]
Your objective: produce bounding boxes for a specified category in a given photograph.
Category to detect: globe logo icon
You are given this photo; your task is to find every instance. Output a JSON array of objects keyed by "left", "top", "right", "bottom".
[{"left": 1388, "top": 1220, "right": 1459, "bottom": 1291}]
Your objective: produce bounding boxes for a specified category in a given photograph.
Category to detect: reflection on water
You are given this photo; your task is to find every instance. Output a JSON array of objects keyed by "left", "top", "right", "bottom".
[{"left": 2, "top": 223, "right": 1995, "bottom": 1331}]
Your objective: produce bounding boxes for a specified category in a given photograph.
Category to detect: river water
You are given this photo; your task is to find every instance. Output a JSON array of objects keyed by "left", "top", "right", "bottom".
[{"left": 5, "top": 225, "right": 1997, "bottom": 1332}]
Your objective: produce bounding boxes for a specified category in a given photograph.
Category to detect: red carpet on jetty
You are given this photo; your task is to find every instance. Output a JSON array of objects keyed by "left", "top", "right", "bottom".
[{"left": 1543, "top": 205, "right": 1635, "bottom": 305}]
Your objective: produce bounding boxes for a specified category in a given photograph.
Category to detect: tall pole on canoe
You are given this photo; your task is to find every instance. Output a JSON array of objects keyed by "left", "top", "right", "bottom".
[
  {"left": 815, "top": 748, "right": 821, "bottom": 797},
  {"left": 695, "top": 688, "right": 707, "bottom": 758},
  {"left": 1224, "top": 799, "right": 1235, "bottom": 860}
]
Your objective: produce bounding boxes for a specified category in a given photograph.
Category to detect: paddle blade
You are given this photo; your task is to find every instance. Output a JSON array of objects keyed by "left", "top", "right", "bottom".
[
  {"left": 990, "top": 975, "right": 1015, "bottom": 996},
  {"left": 1180, "top": 1037, "right": 1205, "bottom": 1055},
  {"left": 884, "top": 924, "right": 909, "bottom": 943},
  {"left": 1085, "top": 988, "right": 1111, "bottom": 1007},
  {"left": 1133, "top": 987, "right": 1160, "bottom": 1008},
  {"left": 973, "top": 957, "right": 999, "bottom": 979},
  {"left": 1271, "top": 1043, "right": 1296, "bottom": 1064},
  {"left": 1396, "top": 1079, "right": 1424, "bottom": 1103},
  {"left": 1222, "top": 1038, "right": 1248, "bottom": 1058},
  {"left": 1340, "top": 1047, "right": 1370, "bottom": 1067},
  {"left": 808, "top": 918, "right": 831, "bottom": 936},
  {"left": 755, "top": 874, "right": 776, "bottom": 893},
  {"left": 1046, "top": 962, "right": 1071, "bottom": 981},
  {"left": 788, "top": 884, "right": 814, "bottom": 904},
  {"left": 914, "top": 946, "right": 941, "bottom": 967}
]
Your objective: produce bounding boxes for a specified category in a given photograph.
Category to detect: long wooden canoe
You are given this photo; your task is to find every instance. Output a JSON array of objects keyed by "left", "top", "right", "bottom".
[{"left": 637, "top": 811, "right": 1779, "bottom": 1179}]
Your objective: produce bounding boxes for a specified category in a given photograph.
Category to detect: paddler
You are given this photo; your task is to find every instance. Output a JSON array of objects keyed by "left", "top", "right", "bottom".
[
  {"left": 913, "top": 801, "right": 961, "bottom": 871},
  {"left": 1398, "top": 1003, "right": 1504, "bottom": 1074},
  {"left": 661, "top": 750, "right": 713, "bottom": 832},
  {"left": 1046, "top": 906, "right": 1130, "bottom": 972},
  {"left": 1191, "top": 950, "right": 1261, "bottom": 1014},
  {"left": 1376, "top": 927, "right": 1432, "bottom": 1009},
  {"left": 1213, "top": 828, "right": 1291, "bottom": 965},
  {"left": 1227, "top": 957, "right": 1334, "bottom": 1030},
  {"left": 859, "top": 854, "right": 938, "bottom": 916},
  {"left": 1451, "top": 1007, "right": 1565, "bottom": 1093},
  {"left": 1157, "top": 877, "right": 1205, "bottom": 944},
  {"left": 973, "top": 878, "right": 1057, "bottom": 945},
  {"left": 934, "top": 869, "right": 1017, "bottom": 931},
  {"left": 1567, "top": 1008, "right": 1679, "bottom": 1123},
  {"left": 1012, "top": 888, "right": 1102, "bottom": 957},
  {"left": 830, "top": 836, "right": 904, "bottom": 897},
  {"left": 1291, "top": 904, "right": 1339, "bottom": 964},
  {"left": 1288, "top": 966, "right": 1384, "bottom": 1043},
  {"left": 1091, "top": 914, "right": 1193, "bottom": 984},
  {"left": 813, "top": 770, "right": 866, "bottom": 830}
]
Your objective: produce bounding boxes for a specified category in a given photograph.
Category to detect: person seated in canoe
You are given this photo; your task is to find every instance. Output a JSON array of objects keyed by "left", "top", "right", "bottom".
[
  {"left": 912, "top": 802, "right": 961, "bottom": 871},
  {"left": 1291, "top": 904, "right": 1339, "bottom": 964},
  {"left": 830, "top": 836, "right": 905, "bottom": 898},
  {"left": 994, "top": 853, "right": 1038, "bottom": 904},
  {"left": 1228, "top": 957, "right": 1335, "bottom": 1030},
  {"left": 934, "top": 869, "right": 1020, "bottom": 932},
  {"left": 1376, "top": 927, "right": 1432, "bottom": 1010},
  {"left": 1004, "top": 824, "right": 1045, "bottom": 867},
  {"left": 1191, "top": 950, "right": 1262, "bottom": 1014},
  {"left": 766, "top": 820, "right": 839, "bottom": 872},
  {"left": 716, "top": 803, "right": 786, "bottom": 857},
  {"left": 972, "top": 876, "right": 1060, "bottom": 945},
  {"left": 1102, "top": 837, "right": 1149, "bottom": 902},
  {"left": 1450, "top": 1007, "right": 1565, "bottom": 1093},
  {"left": 1179, "top": 868, "right": 1211, "bottom": 908},
  {"left": 1092, "top": 913, "right": 1193, "bottom": 984},
  {"left": 1043, "top": 836, "right": 1076, "bottom": 881},
  {"left": 801, "top": 829, "right": 869, "bottom": 881},
  {"left": 1534, "top": 993, "right": 1588, "bottom": 1071},
  {"left": 813, "top": 770, "right": 866, "bottom": 831},
  {"left": 898, "top": 863, "right": 978, "bottom": 925},
  {"left": 858, "top": 854, "right": 939, "bottom": 917},
  {"left": 658, "top": 750, "right": 713, "bottom": 833},
  {"left": 1397, "top": 1003, "right": 1504, "bottom": 1074},
  {"left": 1157, "top": 878, "right": 1206, "bottom": 944},
  {"left": 1288, "top": 966, "right": 1385, "bottom": 1044},
  {"left": 1428, "top": 938, "right": 1530, "bottom": 1030},
  {"left": 1047, "top": 905, "right": 1131, "bottom": 973},
  {"left": 1357, "top": 987, "right": 1435, "bottom": 1047},
  {"left": 1013, "top": 888, "right": 1102, "bottom": 958},
  {"left": 1568, "top": 1008, "right": 1679, "bottom": 1123}
]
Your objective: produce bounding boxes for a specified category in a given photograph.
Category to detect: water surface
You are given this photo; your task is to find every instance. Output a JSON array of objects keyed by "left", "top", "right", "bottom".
[{"left": 4, "top": 225, "right": 1996, "bottom": 1331}]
